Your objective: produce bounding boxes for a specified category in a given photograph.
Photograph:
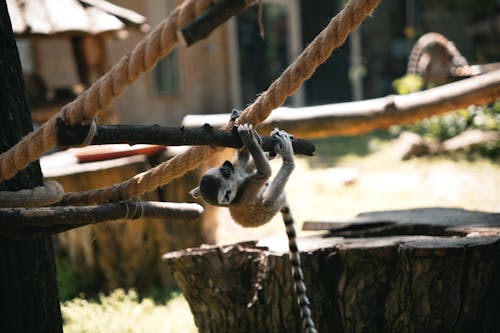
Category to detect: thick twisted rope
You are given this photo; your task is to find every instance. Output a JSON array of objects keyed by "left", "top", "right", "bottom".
[
  {"left": 0, "top": 0, "right": 215, "bottom": 183},
  {"left": 237, "top": 0, "right": 380, "bottom": 126},
  {"left": 0, "top": 181, "right": 64, "bottom": 208},
  {"left": 61, "top": 0, "right": 380, "bottom": 206}
]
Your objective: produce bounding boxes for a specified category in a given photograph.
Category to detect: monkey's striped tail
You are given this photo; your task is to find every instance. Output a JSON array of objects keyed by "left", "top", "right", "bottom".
[{"left": 281, "top": 204, "right": 318, "bottom": 333}]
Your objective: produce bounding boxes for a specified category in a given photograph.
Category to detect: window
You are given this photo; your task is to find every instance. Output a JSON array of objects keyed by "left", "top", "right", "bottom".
[
  {"left": 16, "top": 39, "right": 35, "bottom": 73},
  {"left": 154, "top": 51, "right": 179, "bottom": 95},
  {"left": 234, "top": 0, "right": 304, "bottom": 107},
  {"left": 148, "top": 0, "right": 180, "bottom": 96}
]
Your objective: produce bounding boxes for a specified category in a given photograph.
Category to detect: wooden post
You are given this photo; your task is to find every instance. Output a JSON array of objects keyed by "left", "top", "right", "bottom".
[{"left": 42, "top": 150, "right": 216, "bottom": 290}]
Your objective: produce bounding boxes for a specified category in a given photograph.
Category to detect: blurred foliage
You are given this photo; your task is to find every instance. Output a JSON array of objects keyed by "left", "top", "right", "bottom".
[
  {"left": 392, "top": 75, "right": 424, "bottom": 95},
  {"left": 404, "top": 103, "right": 500, "bottom": 141},
  {"left": 62, "top": 289, "right": 196, "bottom": 333},
  {"left": 392, "top": 75, "right": 500, "bottom": 159},
  {"left": 57, "top": 257, "right": 91, "bottom": 302}
]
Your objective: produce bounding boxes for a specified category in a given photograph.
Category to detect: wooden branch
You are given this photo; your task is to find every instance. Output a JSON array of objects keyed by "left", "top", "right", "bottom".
[
  {"left": 0, "top": 201, "right": 203, "bottom": 236},
  {"left": 178, "top": 0, "right": 252, "bottom": 46},
  {"left": 56, "top": 120, "right": 316, "bottom": 156},
  {"left": 182, "top": 70, "right": 500, "bottom": 139}
]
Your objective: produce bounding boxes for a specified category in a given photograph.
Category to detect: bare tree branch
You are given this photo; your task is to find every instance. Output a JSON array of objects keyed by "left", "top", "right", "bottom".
[
  {"left": 183, "top": 70, "right": 500, "bottom": 139},
  {"left": 56, "top": 121, "right": 316, "bottom": 156},
  {"left": 0, "top": 201, "right": 203, "bottom": 237}
]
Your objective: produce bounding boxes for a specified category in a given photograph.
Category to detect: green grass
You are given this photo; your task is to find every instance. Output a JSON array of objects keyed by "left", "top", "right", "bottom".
[{"left": 61, "top": 131, "right": 500, "bottom": 332}]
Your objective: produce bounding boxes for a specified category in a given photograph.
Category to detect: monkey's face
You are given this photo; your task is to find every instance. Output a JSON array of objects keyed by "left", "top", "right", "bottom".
[{"left": 198, "top": 161, "right": 240, "bottom": 206}]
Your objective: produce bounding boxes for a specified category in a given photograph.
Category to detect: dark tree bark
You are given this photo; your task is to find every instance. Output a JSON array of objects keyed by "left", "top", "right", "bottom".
[
  {"left": 163, "top": 208, "right": 500, "bottom": 333},
  {"left": 0, "top": 3, "right": 63, "bottom": 332},
  {"left": 56, "top": 120, "right": 316, "bottom": 156}
]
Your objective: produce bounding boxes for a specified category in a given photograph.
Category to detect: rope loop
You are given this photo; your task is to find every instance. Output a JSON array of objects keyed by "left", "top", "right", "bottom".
[
  {"left": 78, "top": 118, "right": 98, "bottom": 147},
  {"left": 0, "top": 181, "right": 64, "bottom": 208}
]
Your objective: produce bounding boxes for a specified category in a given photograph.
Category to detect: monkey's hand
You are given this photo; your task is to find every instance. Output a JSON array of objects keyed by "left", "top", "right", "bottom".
[
  {"left": 271, "top": 128, "right": 294, "bottom": 163},
  {"left": 238, "top": 123, "right": 257, "bottom": 145}
]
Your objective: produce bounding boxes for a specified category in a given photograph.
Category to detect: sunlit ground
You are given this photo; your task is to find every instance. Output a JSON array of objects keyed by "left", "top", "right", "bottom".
[
  {"left": 62, "top": 136, "right": 499, "bottom": 333},
  {"left": 217, "top": 137, "right": 499, "bottom": 244},
  {"left": 62, "top": 289, "right": 196, "bottom": 333}
]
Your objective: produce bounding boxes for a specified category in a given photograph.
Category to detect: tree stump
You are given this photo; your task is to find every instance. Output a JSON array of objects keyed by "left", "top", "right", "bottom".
[{"left": 163, "top": 208, "right": 500, "bottom": 332}]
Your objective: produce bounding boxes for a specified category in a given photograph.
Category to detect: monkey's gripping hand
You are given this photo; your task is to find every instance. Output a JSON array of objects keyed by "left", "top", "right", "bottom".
[
  {"left": 237, "top": 123, "right": 257, "bottom": 145},
  {"left": 271, "top": 128, "right": 294, "bottom": 164}
]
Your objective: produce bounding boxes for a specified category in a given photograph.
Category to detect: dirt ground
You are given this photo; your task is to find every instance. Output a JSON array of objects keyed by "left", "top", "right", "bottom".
[{"left": 216, "top": 142, "right": 500, "bottom": 245}]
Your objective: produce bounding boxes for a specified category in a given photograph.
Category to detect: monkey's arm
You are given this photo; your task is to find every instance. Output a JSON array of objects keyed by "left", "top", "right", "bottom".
[
  {"left": 237, "top": 147, "right": 253, "bottom": 173},
  {"left": 263, "top": 130, "right": 295, "bottom": 208},
  {"left": 235, "top": 124, "right": 272, "bottom": 201},
  {"left": 238, "top": 124, "right": 271, "bottom": 180}
]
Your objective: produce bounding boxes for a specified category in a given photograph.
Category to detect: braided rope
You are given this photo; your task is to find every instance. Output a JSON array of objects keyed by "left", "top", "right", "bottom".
[
  {"left": 61, "top": 0, "right": 380, "bottom": 206},
  {"left": 237, "top": 0, "right": 380, "bottom": 126},
  {"left": 0, "top": 0, "right": 215, "bottom": 183},
  {"left": 0, "top": 181, "right": 64, "bottom": 208}
]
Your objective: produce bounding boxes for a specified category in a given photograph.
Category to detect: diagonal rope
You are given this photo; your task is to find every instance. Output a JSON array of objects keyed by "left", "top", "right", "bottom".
[
  {"left": 60, "top": 0, "right": 381, "bottom": 206},
  {"left": 0, "top": 0, "right": 217, "bottom": 183}
]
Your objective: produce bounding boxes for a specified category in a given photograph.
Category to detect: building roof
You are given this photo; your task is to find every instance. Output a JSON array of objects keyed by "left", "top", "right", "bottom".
[{"left": 7, "top": 0, "right": 148, "bottom": 38}]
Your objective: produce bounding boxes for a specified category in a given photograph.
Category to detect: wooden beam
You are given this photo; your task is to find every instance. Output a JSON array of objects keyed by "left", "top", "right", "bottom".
[
  {"left": 178, "top": 0, "right": 252, "bottom": 46},
  {"left": 182, "top": 70, "right": 500, "bottom": 139},
  {"left": 79, "top": 0, "right": 147, "bottom": 27},
  {"left": 55, "top": 120, "right": 316, "bottom": 156},
  {"left": 0, "top": 201, "right": 204, "bottom": 236}
]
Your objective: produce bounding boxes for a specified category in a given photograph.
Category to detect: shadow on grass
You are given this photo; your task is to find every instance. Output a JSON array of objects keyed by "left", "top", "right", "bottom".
[
  {"left": 138, "top": 287, "right": 183, "bottom": 305},
  {"left": 310, "top": 130, "right": 396, "bottom": 167}
]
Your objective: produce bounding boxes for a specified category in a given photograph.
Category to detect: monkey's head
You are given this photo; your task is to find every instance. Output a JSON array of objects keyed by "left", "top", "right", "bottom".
[{"left": 190, "top": 161, "right": 241, "bottom": 206}]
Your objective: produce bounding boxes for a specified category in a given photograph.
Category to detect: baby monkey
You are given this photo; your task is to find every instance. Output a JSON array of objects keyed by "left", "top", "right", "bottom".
[
  {"left": 191, "top": 123, "right": 293, "bottom": 227},
  {"left": 191, "top": 123, "right": 317, "bottom": 333}
]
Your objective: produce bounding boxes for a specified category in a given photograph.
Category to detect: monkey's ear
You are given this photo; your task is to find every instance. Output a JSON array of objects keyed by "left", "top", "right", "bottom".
[{"left": 190, "top": 187, "right": 202, "bottom": 199}]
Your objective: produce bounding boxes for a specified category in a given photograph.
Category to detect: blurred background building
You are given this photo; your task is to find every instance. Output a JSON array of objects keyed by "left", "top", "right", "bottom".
[{"left": 10, "top": 0, "right": 500, "bottom": 125}]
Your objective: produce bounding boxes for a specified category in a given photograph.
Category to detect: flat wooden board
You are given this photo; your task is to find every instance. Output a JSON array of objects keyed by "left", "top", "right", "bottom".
[{"left": 303, "top": 207, "right": 500, "bottom": 231}]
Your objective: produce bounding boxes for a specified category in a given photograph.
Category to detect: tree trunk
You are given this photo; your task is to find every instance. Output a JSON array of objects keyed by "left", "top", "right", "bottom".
[
  {"left": 163, "top": 208, "right": 500, "bottom": 333},
  {"left": 0, "top": 3, "right": 62, "bottom": 332}
]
